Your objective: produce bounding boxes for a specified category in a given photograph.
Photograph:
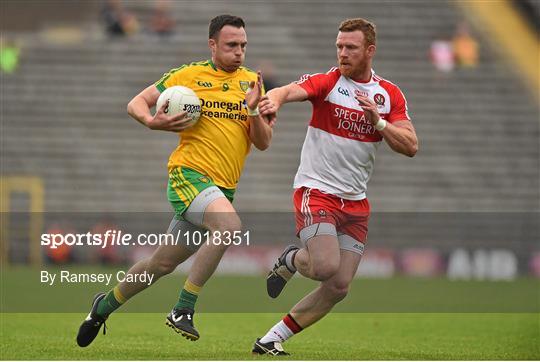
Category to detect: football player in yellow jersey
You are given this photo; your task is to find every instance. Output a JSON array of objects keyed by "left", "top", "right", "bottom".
[{"left": 77, "top": 15, "right": 275, "bottom": 347}]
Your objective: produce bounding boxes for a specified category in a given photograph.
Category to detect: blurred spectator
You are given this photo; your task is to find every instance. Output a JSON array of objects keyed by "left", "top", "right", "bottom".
[
  {"left": 44, "top": 222, "right": 74, "bottom": 265},
  {"left": 430, "top": 36, "right": 454, "bottom": 72},
  {"left": 149, "top": 0, "right": 176, "bottom": 37},
  {"left": 257, "top": 60, "right": 279, "bottom": 91},
  {"left": 0, "top": 38, "right": 20, "bottom": 74},
  {"left": 452, "top": 22, "right": 479, "bottom": 68},
  {"left": 101, "top": 0, "right": 139, "bottom": 37}
]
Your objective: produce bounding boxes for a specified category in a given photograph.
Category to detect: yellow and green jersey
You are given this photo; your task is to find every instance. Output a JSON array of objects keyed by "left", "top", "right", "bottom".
[{"left": 155, "top": 59, "right": 261, "bottom": 189}]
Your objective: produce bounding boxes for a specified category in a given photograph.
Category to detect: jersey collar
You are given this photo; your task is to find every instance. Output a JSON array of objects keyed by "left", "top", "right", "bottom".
[
  {"left": 208, "top": 59, "right": 218, "bottom": 71},
  {"left": 208, "top": 58, "right": 242, "bottom": 76}
]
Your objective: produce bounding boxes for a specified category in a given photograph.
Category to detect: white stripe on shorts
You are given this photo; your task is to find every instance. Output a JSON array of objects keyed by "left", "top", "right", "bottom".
[{"left": 302, "top": 188, "right": 312, "bottom": 226}]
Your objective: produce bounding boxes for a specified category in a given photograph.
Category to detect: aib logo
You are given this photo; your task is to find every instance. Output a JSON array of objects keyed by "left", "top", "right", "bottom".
[{"left": 337, "top": 87, "right": 350, "bottom": 97}]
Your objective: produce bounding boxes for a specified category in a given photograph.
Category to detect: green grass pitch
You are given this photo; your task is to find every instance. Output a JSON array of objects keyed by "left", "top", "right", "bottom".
[
  {"left": 1, "top": 313, "right": 538, "bottom": 360},
  {"left": 1, "top": 267, "right": 539, "bottom": 359}
]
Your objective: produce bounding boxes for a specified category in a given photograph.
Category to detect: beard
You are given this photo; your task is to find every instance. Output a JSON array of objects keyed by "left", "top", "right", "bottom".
[{"left": 338, "top": 58, "right": 369, "bottom": 79}]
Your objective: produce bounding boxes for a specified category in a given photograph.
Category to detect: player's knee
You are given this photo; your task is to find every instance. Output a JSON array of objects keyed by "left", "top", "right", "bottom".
[
  {"left": 311, "top": 262, "right": 340, "bottom": 281},
  {"left": 148, "top": 257, "right": 177, "bottom": 277},
  {"left": 324, "top": 281, "right": 350, "bottom": 303},
  {"left": 294, "top": 253, "right": 309, "bottom": 271},
  {"left": 209, "top": 214, "right": 242, "bottom": 236},
  {"left": 329, "top": 285, "right": 349, "bottom": 303}
]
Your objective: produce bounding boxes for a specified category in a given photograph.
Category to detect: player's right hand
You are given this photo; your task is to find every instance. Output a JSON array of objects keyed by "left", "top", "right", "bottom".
[{"left": 148, "top": 102, "right": 193, "bottom": 132}]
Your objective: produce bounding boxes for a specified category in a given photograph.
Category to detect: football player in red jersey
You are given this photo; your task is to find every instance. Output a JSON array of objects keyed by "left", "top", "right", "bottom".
[{"left": 252, "top": 18, "right": 418, "bottom": 356}]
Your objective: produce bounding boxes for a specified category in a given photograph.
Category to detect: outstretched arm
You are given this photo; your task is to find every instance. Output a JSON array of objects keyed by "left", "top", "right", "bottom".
[{"left": 259, "top": 83, "right": 309, "bottom": 118}]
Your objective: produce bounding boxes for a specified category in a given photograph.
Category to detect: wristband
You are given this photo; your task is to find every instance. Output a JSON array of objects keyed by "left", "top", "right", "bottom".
[
  {"left": 247, "top": 106, "right": 260, "bottom": 116},
  {"left": 375, "top": 118, "right": 387, "bottom": 131}
]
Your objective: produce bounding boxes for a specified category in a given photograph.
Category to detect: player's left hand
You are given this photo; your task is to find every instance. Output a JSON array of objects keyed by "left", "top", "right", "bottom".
[
  {"left": 259, "top": 96, "right": 277, "bottom": 125},
  {"left": 355, "top": 95, "right": 380, "bottom": 126},
  {"left": 245, "top": 71, "right": 263, "bottom": 110},
  {"left": 246, "top": 71, "right": 276, "bottom": 126},
  {"left": 259, "top": 95, "right": 277, "bottom": 127}
]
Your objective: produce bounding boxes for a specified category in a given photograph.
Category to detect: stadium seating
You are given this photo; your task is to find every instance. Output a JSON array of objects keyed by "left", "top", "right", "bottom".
[
  {"left": 3, "top": 1, "right": 537, "bottom": 215},
  {"left": 2, "top": 0, "right": 538, "bottom": 259}
]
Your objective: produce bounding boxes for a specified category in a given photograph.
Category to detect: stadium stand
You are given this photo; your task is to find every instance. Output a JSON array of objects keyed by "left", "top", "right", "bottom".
[{"left": 2, "top": 0, "right": 537, "bottom": 215}]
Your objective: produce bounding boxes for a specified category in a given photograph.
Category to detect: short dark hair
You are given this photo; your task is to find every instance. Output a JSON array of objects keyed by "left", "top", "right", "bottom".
[{"left": 209, "top": 14, "right": 245, "bottom": 39}]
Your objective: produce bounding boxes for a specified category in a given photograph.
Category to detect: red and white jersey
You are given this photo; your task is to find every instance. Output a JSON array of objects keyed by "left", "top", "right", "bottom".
[{"left": 294, "top": 67, "right": 410, "bottom": 200}]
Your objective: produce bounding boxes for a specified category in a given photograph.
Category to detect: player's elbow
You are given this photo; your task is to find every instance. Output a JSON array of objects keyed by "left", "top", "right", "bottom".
[
  {"left": 126, "top": 97, "right": 139, "bottom": 119},
  {"left": 126, "top": 99, "right": 134, "bottom": 116},
  {"left": 253, "top": 140, "right": 270, "bottom": 151},
  {"left": 401, "top": 135, "right": 418, "bottom": 157},
  {"left": 406, "top": 142, "right": 418, "bottom": 157},
  {"left": 250, "top": 130, "right": 272, "bottom": 151}
]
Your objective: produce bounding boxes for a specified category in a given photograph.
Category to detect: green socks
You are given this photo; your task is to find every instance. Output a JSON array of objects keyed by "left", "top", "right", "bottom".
[
  {"left": 95, "top": 280, "right": 201, "bottom": 316},
  {"left": 174, "top": 279, "right": 201, "bottom": 310},
  {"left": 96, "top": 286, "right": 126, "bottom": 317}
]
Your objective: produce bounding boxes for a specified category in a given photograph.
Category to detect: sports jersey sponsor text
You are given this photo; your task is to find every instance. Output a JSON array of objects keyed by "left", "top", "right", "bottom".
[
  {"left": 199, "top": 98, "right": 248, "bottom": 121},
  {"left": 355, "top": 89, "right": 368, "bottom": 97},
  {"left": 334, "top": 105, "right": 377, "bottom": 138}
]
